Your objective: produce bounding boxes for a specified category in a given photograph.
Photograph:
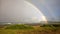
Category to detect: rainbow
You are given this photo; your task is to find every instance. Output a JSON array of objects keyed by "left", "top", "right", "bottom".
[{"left": 24, "top": 1, "right": 48, "bottom": 24}]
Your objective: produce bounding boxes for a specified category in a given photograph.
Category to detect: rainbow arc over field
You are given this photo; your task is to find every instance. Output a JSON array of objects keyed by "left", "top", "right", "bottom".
[{"left": 24, "top": 1, "right": 48, "bottom": 24}]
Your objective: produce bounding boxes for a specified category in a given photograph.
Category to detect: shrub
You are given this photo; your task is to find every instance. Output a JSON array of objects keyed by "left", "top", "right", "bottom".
[
  {"left": 42, "top": 24, "right": 57, "bottom": 31},
  {"left": 5, "top": 24, "right": 34, "bottom": 29}
]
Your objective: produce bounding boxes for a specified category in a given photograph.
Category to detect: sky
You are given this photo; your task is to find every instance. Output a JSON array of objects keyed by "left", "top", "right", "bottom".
[
  {"left": 27, "top": 0, "right": 60, "bottom": 21},
  {"left": 0, "top": 0, "right": 60, "bottom": 24},
  {"left": 0, "top": 0, "right": 47, "bottom": 24}
]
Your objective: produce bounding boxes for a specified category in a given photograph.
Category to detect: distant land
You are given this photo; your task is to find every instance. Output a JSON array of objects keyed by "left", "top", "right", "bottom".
[{"left": 0, "top": 21, "right": 60, "bottom": 25}]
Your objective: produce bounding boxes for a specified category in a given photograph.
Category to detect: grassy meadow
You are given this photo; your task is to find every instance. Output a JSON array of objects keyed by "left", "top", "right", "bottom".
[{"left": 0, "top": 24, "right": 60, "bottom": 34}]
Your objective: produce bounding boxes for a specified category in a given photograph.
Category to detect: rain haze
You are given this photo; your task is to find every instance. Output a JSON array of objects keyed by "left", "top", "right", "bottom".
[
  {"left": 27, "top": 0, "right": 60, "bottom": 21},
  {"left": 0, "top": 0, "right": 60, "bottom": 24}
]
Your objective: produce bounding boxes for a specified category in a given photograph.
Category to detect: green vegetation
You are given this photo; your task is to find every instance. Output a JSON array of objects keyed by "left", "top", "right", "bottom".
[
  {"left": 42, "top": 25, "right": 56, "bottom": 30},
  {"left": 5, "top": 24, "right": 34, "bottom": 29},
  {"left": 0, "top": 24, "right": 60, "bottom": 34}
]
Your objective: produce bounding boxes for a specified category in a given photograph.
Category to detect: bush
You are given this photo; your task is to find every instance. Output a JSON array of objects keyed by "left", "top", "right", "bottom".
[
  {"left": 5, "top": 24, "right": 34, "bottom": 29},
  {"left": 42, "top": 24, "right": 57, "bottom": 31}
]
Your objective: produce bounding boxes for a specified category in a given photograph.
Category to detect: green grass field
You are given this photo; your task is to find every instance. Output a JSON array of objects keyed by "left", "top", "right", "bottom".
[{"left": 0, "top": 24, "right": 60, "bottom": 34}]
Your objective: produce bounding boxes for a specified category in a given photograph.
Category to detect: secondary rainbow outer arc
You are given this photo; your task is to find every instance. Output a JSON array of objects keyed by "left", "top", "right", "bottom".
[{"left": 24, "top": 1, "right": 48, "bottom": 24}]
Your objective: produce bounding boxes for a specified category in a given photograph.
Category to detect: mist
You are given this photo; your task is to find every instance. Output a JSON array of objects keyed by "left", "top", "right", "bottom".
[
  {"left": 0, "top": 0, "right": 60, "bottom": 24},
  {"left": 0, "top": 0, "right": 47, "bottom": 24}
]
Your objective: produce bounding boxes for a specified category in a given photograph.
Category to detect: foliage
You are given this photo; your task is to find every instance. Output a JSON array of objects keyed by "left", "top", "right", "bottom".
[
  {"left": 5, "top": 24, "right": 34, "bottom": 29},
  {"left": 0, "top": 24, "right": 60, "bottom": 34}
]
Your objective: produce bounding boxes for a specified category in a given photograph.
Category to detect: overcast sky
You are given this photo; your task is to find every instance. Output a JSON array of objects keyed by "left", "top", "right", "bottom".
[
  {"left": 0, "top": 0, "right": 47, "bottom": 23},
  {"left": 0, "top": 0, "right": 60, "bottom": 24},
  {"left": 27, "top": 0, "right": 60, "bottom": 21}
]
